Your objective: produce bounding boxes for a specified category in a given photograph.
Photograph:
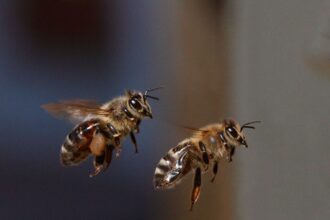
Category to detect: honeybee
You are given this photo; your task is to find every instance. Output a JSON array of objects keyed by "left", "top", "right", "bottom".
[
  {"left": 153, "top": 119, "right": 260, "bottom": 210},
  {"left": 42, "top": 87, "right": 161, "bottom": 177}
]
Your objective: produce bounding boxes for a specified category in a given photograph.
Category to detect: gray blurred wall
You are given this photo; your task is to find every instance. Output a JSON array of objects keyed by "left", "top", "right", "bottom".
[{"left": 233, "top": 0, "right": 330, "bottom": 219}]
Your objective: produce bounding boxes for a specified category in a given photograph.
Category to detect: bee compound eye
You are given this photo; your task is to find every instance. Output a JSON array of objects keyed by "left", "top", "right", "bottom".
[
  {"left": 227, "top": 127, "right": 239, "bottom": 138},
  {"left": 129, "top": 98, "right": 142, "bottom": 110}
]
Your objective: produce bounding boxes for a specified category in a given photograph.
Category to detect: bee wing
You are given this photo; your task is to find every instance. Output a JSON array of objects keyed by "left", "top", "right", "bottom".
[
  {"left": 42, "top": 99, "right": 110, "bottom": 123},
  {"left": 154, "top": 143, "right": 192, "bottom": 189}
]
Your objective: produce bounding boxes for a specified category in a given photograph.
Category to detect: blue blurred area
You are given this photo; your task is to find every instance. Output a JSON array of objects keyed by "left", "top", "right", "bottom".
[{"left": 0, "top": 0, "right": 174, "bottom": 219}]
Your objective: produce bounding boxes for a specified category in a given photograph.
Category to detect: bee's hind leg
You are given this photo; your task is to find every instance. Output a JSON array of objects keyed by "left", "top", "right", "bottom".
[
  {"left": 89, "top": 144, "right": 115, "bottom": 177},
  {"left": 89, "top": 154, "right": 105, "bottom": 178},
  {"left": 190, "top": 167, "right": 202, "bottom": 211}
]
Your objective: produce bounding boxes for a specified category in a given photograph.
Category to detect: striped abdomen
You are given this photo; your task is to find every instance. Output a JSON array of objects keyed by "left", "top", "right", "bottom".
[
  {"left": 154, "top": 141, "right": 201, "bottom": 189},
  {"left": 61, "top": 119, "right": 100, "bottom": 166}
]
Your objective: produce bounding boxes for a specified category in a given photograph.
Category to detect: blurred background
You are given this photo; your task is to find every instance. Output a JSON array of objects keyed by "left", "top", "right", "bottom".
[{"left": 0, "top": 0, "right": 329, "bottom": 219}]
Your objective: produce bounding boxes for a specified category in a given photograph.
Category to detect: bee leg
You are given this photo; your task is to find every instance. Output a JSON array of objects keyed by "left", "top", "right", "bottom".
[
  {"left": 211, "top": 162, "right": 218, "bottom": 182},
  {"left": 98, "top": 124, "right": 121, "bottom": 158},
  {"left": 198, "top": 141, "right": 209, "bottom": 167},
  {"left": 115, "top": 147, "right": 122, "bottom": 158},
  {"left": 135, "top": 119, "right": 141, "bottom": 133},
  {"left": 130, "top": 132, "right": 138, "bottom": 153},
  {"left": 113, "top": 137, "right": 122, "bottom": 158},
  {"left": 226, "top": 147, "right": 235, "bottom": 162},
  {"left": 103, "top": 144, "right": 115, "bottom": 171},
  {"left": 89, "top": 154, "right": 105, "bottom": 178},
  {"left": 230, "top": 147, "right": 235, "bottom": 162},
  {"left": 190, "top": 167, "right": 202, "bottom": 211}
]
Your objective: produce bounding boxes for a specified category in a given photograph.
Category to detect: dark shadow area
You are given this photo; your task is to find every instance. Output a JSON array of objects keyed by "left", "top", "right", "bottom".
[{"left": 7, "top": 0, "right": 118, "bottom": 80}]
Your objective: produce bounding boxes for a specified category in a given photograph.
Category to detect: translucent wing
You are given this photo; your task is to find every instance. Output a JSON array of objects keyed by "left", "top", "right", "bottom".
[{"left": 42, "top": 99, "right": 110, "bottom": 123}]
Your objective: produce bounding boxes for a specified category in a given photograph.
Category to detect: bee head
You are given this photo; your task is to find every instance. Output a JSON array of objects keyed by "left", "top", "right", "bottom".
[
  {"left": 223, "top": 119, "right": 260, "bottom": 148},
  {"left": 126, "top": 87, "right": 162, "bottom": 119}
]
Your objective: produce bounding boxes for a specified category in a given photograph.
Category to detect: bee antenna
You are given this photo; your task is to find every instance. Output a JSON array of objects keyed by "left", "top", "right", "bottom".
[
  {"left": 144, "top": 86, "right": 164, "bottom": 95},
  {"left": 145, "top": 95, "right": 159, "bottom": 101},
  {"left": 240, "top": 120, "right": 261, "bottom": 132},
  {"left": 144, "top": 86, "right": 164, "bottom": 101}
]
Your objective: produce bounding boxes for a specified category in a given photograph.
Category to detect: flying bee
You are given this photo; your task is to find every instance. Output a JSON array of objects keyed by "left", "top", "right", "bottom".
[
  {"left": 153, "top": 119, "right": 260, "bottom": 210},
  {"left": 42, "top": 87, "right": 161, "bottom": 177}
]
